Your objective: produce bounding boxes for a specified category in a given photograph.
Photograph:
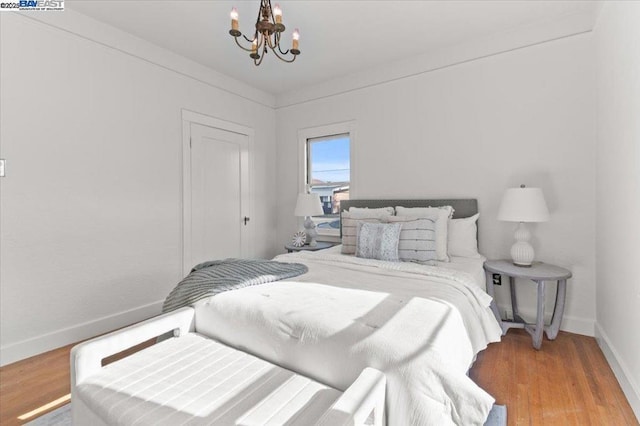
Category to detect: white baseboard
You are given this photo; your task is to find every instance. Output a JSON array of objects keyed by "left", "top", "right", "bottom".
[
  {"left": 559, "top": 314, "right": 595, "bottom": 337},
  {"left": 497, "top": 303, "right": 594, "bottom": 336},
  {"left": 0, "top": 300, "right": 164, "bottom": 367},
  {"left": 595, "top": 322, "right": 640, "bottom": 421}
]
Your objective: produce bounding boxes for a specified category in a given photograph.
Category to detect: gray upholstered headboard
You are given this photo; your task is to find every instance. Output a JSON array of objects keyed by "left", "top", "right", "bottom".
[{"left": 339, "top": 198, "right": 478, "bottom": 235}]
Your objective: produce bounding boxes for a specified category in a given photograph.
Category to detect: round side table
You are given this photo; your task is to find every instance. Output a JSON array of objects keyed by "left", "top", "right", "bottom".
[
  {"left": 484, "top": 259, "right": 572, "bottom": 350},
  {"left": 285, "top": 241, "right": 334, "bottom": 253}
]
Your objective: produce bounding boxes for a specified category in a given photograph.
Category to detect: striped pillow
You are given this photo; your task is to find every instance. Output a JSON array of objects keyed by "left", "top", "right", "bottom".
[
  {"left": 341, "top": 212, "right": 390, "bottom": 254},
  {"left": 388, "top": 216, "right": 437, "bottom": 262},
  {"left": 395, "top": 206, "right": 454, "bottom": 262}
]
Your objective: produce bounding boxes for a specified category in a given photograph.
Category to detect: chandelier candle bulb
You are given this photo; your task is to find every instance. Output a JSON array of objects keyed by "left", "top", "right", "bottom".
[
  {"left": 273, "top": 4, "right": 282, "bottom": 24},
  {"left": 292, "top": 28, "right": 299, "bottom": 50},
  {"left": 230, "top": 7, "right": 239, "bottom": 31}
]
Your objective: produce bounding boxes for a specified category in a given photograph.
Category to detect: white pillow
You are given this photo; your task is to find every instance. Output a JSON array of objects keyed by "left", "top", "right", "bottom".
[
  {"left": 348, "top": 206, "right": 395, "bottom": 218},
  {"left": 395, "top": 206, "right": 454, "bottom": 262},
  {"left": 341, "top": 211, "right": 390, "bottom": 255},
  {"left": 448, "top": 213, "right": 481, "bottom": 258}
]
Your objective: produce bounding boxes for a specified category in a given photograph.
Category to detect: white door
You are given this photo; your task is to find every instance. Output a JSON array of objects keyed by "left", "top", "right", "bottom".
[{"left": 186, "top": 122, "right": 250, "bottom": 269}]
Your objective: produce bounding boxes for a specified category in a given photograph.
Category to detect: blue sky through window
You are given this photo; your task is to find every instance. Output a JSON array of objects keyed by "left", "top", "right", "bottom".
[{"left": 309, "top": 136, "right": 350, "bottom": 183}]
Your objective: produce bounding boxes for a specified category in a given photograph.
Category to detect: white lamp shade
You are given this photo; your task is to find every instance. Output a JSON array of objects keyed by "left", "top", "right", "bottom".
[
  {"left": 294, "top": 193, "right": 324, "bottom": 217},
  {"left": 497, "top": 187, "right": 550, "bottom": 222}
]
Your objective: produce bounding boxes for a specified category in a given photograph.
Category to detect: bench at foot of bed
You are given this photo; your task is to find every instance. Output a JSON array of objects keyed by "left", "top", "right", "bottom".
[{"left": 71, "top": 307, "right": 386, "bottom": 426}]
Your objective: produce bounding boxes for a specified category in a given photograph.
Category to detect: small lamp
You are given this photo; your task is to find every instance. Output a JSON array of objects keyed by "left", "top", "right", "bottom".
[
  {"left": 294, "top": 192, "right": 324, "bottom": 247},
  {"left": 497, "top": 184, "right": 550, "bottom": 267}
]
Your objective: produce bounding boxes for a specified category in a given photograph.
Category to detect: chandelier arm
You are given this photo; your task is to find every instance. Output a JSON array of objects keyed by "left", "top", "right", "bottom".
[
  {"left": 276, "top": 33, "right": 291, "bottom": 55},
  {"left": 267, "top": 0, "right": 273, "bottom": 22},
  {"left": 234, "top": 36, "right": 255, "bottom": 52},
  {"left": 254, "top": 51, "right": 266, "bottom": 66},
  {"left": 255, "top": 0, "right": 264, "bottom": 27},
  {"left": 277, "top": 45, "right": 291, "bottom": 55},
  {"left": 271, "top": 48, "right": 297, "bottom": 63},
  {"left": 265, "top": 33, "right": 277, "bottom": 49},
  {"left": 267, "top": 31, "right": 288, "bottom": 55}
]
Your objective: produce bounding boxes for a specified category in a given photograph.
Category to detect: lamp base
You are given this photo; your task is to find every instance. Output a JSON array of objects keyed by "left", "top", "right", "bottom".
[
  {"left": 512, "top": 259, "right": 533, "bottom": 267},
  {"left": 303, "top": 216, "right": 318, "bottom": 247},
  {"left": 510, "top": 222, "right": 535, "bottom": 267}
]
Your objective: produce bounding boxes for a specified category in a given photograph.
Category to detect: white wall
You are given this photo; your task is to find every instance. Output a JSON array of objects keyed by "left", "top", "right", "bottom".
[
  {"left": 594, "top": 2, "right": 640, "bottom": 418},
  {"left": 1, "top": 5, "right": 620, "bottom": 377},
  {"left": 276, "top": 33, "right": 597, "bottom": 336},
  {"left": 0, "top": 12, "right": 277, "bottom": 365}
]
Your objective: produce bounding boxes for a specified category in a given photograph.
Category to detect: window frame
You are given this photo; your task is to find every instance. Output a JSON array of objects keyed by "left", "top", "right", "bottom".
[{"left": 298, "top": 121, "right": 356, "bottom": 237}]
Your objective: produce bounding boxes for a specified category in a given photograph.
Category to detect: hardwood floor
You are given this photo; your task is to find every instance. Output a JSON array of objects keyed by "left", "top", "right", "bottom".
[
  {"left": 470, "top": 329, "right": 638, "bottom": 426},
  {"left": 0, "top": 342, "right": 72, "bottom": 426},
  {"left": 0, "top": 330, "right": 637, "bottom": 425},
  {"left": 0, "top": 339, "right": 153, "bottom": 426}
]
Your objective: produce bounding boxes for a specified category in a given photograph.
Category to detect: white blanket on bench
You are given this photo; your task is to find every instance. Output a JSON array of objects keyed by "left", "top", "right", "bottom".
[{"left": 76, "top": 333, "right": 342, "bottom": 425}]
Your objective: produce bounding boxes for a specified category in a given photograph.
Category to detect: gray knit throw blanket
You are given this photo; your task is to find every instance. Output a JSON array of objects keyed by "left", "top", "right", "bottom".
[{"left": 162, "top": 258, "right": 308, "bottom": 313}]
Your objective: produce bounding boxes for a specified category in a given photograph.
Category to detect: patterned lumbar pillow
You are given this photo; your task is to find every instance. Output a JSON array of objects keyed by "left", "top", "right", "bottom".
[
  {"left": 355, "top": 222, "right": 402, "bottom": 261},
  {"left": 388, "top": 217, "right": 437, "bottom": 263}
]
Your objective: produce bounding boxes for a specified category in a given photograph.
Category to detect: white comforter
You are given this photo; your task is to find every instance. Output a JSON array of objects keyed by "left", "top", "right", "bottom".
[{"left": 194, "top": 251, "right": 502, "bottom": 425}]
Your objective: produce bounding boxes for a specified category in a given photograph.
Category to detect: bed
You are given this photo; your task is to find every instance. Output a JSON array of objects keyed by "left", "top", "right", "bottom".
[{"left": 191, "top": 199, "right": 503, "bottom": 425}]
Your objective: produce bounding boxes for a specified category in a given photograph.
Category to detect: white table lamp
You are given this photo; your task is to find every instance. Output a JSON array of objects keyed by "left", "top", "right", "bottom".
[
  {"left": 497, "top": 185, "right": 550, "bottom": 267},
  {"left": 294, "top": 192, "right": 324, "bottom": 247}
]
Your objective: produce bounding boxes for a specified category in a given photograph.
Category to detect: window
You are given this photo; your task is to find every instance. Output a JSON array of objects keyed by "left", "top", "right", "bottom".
[{"left": 299, "top": 123, "right": 353, "bottom": 236}]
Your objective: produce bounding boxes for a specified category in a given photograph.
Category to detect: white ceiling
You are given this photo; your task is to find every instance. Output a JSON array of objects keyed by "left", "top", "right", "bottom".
[{"left": 67, "top": 1, "right": 600, "bottom": 96}]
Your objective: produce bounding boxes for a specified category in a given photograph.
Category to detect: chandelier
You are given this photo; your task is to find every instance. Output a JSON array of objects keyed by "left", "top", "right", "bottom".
[{"left": 229, "top": 0, "right": 301, "bottom": 66}]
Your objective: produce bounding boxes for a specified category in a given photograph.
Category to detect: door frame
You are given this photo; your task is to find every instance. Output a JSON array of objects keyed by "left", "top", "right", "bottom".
[{"left": 181, "top": 109, "right": 254, "bottom": 275}]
